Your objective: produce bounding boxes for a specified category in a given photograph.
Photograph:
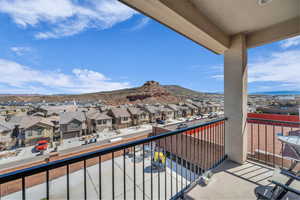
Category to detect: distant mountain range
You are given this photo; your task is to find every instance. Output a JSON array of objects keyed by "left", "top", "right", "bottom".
[
  {"left": 0, "top": 81, "right": 217, "bottom": 104},
  {"left": 1, "top": 84, "right": 298, "bottom": 104},
  {"left": 251, "top": 91, "right": 300, "bottom": 95}
]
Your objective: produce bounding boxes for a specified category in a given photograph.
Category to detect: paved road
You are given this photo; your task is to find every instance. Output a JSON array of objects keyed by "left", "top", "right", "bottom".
[
  {"left": 160, "top": 117, "right": 220, "bottom": 131},
  {"left": 0, "top": 129, "right": 152, "bottom": 171}
]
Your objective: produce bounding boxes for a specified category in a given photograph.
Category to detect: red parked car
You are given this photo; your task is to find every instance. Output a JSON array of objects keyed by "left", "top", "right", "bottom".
[{"left": 35, "top": 140, "right": 48, "bottom": 152}]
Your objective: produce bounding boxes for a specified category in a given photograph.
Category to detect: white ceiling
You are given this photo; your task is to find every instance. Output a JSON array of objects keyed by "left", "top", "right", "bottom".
[{"left": 191, "top": 0, "right": 300, "bottom": 35}]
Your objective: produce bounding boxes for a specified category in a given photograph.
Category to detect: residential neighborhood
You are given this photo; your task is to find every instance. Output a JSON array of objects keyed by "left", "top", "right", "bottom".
[{"left": 0, "top": 98, "right": 224, "bottom": 165}]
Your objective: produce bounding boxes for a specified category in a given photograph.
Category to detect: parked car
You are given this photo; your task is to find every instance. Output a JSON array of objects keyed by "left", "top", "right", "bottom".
[
  {"left": 156, "top": 119, "right": 165, "bottom": 124},
  {"left": 208, "top": 113, "right": 218, "bottom": 119},
  {"left": 195, "top": 116, "right": 202, "bottom": 120},
  {"left": 35, "top": 140, "right": 48, "bottom": 152},
  {"left": 177, "top": 123, "right": 188, "bottom": 129},
  {"left": 185, "top": 118, "right": 193, "bottom": 122}
]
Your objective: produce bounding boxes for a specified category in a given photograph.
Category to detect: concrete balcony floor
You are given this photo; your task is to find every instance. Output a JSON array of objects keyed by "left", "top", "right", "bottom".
[{"left": 185, "top": 160, "right": 300, "bottom": 200}]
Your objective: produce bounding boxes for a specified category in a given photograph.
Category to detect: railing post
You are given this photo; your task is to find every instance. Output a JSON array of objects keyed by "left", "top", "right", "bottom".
[{"left": 224, "top": 34, "right": 248, "bottom": 164}]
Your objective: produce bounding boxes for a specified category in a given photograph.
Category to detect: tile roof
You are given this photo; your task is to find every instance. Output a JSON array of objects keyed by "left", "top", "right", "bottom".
[
  {"left": 167, "top": 104, "right": 180, "bottom": 111},
  {"left": 9, "top": 116, "right": 47, "bottom": 129},
  {"left": 59, "top": 111, "right": 86, "bottom": 124},
  {"left": 109, "top": 108, "right": 131, "bottom": 118},
  {"left": 127, "top": 107, "right": 143, "bottom": 115},
  {"left": 87, "top": 110, "right": 112, "bottom": 120},
  {"left": 0, "top": 121, "right": 14, "bottom": 132}
]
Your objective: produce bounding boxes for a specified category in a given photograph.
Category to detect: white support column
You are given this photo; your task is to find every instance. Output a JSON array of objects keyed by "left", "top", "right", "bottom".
[{"left": 224, "top": 34, "right": 248, "bottom": 164}]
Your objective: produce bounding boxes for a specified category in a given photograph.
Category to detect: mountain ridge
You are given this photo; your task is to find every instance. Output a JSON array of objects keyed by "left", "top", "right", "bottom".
[{"left": 0, "top": 81, "right": 210, "bottom": 105}]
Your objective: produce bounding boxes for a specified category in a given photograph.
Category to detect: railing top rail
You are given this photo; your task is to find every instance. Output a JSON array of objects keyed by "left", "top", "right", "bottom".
[
  {"left": 247, "top": 117, "right": 300, "bottom": 125},
  {"left": 0, "top": 117, "right": 227, "bottom": 184}
]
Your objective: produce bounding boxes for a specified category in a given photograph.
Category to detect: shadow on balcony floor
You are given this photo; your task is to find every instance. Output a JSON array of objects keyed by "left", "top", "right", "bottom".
[{"left": 184, "top": 160, "right": 275, "bottom": 200}]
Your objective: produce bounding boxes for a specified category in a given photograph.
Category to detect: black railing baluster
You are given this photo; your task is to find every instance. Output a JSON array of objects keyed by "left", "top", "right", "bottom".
[
  {"left": 176, "top": 134, "right": 178, "bottom": 194},
  {"left": 46, "top": 170, "right": 49, "bottom": 200},
  {"left": 170, "top": 135, "right": 173, "bottom": 198},
  {"left": 123, "top": 149, "right": 126, "bottom": 200},
  {"left": 197, "top": 128, "right": 201, "bottom": 175},
  {"left": 212, "top": 124, "right": 215, "bottom": 168},
  {"left": 220, "top": 122, "right": 222, "bottom": 161},
  {"left": 290, "top": 126, "right": 293, "bottom": 167},
  {"left": 150, "top": 142, "right": 153, "bottom": 200},
  {"left": 281, "top": 126, "right": 284, "bottom": 168},
  {"left": 158, "top": 141, "right": 160, "bottom": 200},
  {"left": 219, "top": 122, "right": 221, "bottom": 162},
  {"left": 201, "top": 126, "right": 204, "bottom": 173},
  {"left": 210, "top": 124, "right": 212, "bottom": 169},
  {"left": 222, "top": 122, "right": 224, "bottom": 159},
  {"left": 164, "top": 137, "right": 167, "bottom": 200},
  {"left": 258, "top": 123, "right": 260, "bottom": 161},
  {"left": 273, "top": 125, "right": 275, "bottom": 167},
  {"left": 265, "top": 125, "right": 267, "bottom": 164},
  {"left": 185, "top": 130, "right": 188, "bottom": 187},
  {"left": 189, "top": 130, "right": 192, "bottom": 183},
  {"left": 205, "top": 125, "right": 208, "bottom": 171},
  {"left": 133, "top": 146, "right": 136, "bottom": 200},
  {"left": 193, "top": 129, "right": 196, "bottom": 181},
  {"left": 208, "top": 124, "right": 211, "bottom": 169},
  {"left": 214, "top": 123, "right": 216, "bottom": 166},
  {"left": 142, "top": 144, "right": 145, "bottom": 200},
  {"left": 251, "top": 123, "right": 253, "bottom": 158},
  {"left": 112, "top": 152, "right": 115, "bottom": 200},
  {"left": 194, "top": 130, "right": 197, "bottom": 177},
  {"left": 99, "top": 156, "right": 102, "bottom": 200},
  {"left": 84, "top": 160, "right": 87, "bottom": 200},
  {"left": 181, "top": 132, "right": 183, "bottom": 192},
  {"left": 22, "top": 176, "right": 25, "bottom": 200},
  {"left": 67, "top": 164, "right": 70, "bottom": 200}
]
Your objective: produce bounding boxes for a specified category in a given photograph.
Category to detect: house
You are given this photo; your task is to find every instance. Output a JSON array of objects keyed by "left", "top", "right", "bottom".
[
  {"left": 144, "top": 105, "right": 162, "bottom": 123},
  {"left": 178, "top": 105, "right": 192, "bottom": 118},
  {"left": 9, "top": 116, "right": 55, "bottom": 146},
  {"left": 87, "top": 110, "right": 112, "bottom": 132},
  {"left": 160, "top": 106, "right": 174, "bottom": 121},
  {"left": 0, "top": 115, "right": 6, "bottom": 121},
  {"left": 42, "top": 116, "right": 60, "bottom": 142},
  {"left": 127, "top": 107, "right": 150, "bottom": 126},
  {"left": 0, "top": 120, "right": 14, "bottom": 150},
  {"left": 107, "top": 108, "right": 132, "bottom": 129},
  {"left": 167, "top": 104, "right": 183, "bottom": 119},
  {"left": 30, "top": 105, "right": 77, "bottom": 117},
  {"left": 191, "top": 102, "right": 206, "bottom": 114},
  {"left": 184, "top": 103, "right": 199, "bottom": 116},
  {"left": 59, "top": 111, "right": 87, "bottom": 139}
]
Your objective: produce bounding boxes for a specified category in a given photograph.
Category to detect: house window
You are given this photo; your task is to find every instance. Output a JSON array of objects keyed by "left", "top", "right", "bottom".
[
  {"left": 97, "top": 120, "right": 102, "bottom": 124},
  {"left": 37, "top": 128, "right": 43, "bottom": 136},
  {"left": 102, "top": 120, "right": 107, "bottom": 125},
  {"left": 27, "top": 131, "right": 32, "bottom": 137},
  {"left": 123, "top": 117, "right": 128, "bottom": 121}
]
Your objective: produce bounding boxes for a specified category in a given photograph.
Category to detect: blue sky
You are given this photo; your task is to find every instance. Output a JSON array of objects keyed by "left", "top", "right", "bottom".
[{"left": 0, "top": 0, "right": 299, "bottom": 94}]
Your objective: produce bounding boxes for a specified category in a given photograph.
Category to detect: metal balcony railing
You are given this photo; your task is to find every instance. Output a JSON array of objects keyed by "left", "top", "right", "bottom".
[
  {"left": 0, "top": 118, "right": 227, "bottom": 200},
  {"left": 247, "top": 118, "right": 300, "bottom": 169}
]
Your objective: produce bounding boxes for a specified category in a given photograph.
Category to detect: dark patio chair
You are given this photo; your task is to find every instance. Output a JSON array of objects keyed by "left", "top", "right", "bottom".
[{"left": 255, "top": 168, "right": 300, "bottom": 200}]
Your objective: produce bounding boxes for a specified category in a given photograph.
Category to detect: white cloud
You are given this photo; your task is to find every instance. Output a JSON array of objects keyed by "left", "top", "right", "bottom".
[
  {"left": 0, "top": 59, "right": 130, "bottom": 94},
  {"left": 211, "top": 50, "right": 300, "bottom": 90},
  {"left": 248, "top": 50, "right": 300, "bottom": 85},
  {"left": 280, "top": 36, "right": 300, "bottom": 49},
  {"left": 211, "top": 74, "right": 224, "bottom": 80},
  {"left": 129, "top": 17, "right": 150, "bottom": 31},
  {"left": 0, "top": 0, "right": 138, "bottom": 39},
  {"left": 10, "top": 46, "right": 32, "bottom": 56}
]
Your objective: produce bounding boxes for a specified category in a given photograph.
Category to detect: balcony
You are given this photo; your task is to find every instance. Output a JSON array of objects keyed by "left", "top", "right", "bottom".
[
  {"left": 0, "top": 118, "right": 226, "bottom": 200},
  {"left": 0, "top": 117, "right": 299, "bottom": 200}
]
